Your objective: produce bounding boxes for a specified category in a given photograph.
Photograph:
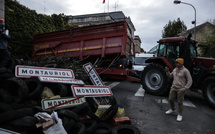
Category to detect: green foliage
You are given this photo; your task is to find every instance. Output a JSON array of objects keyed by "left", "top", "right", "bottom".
[
  {"left": 198, "top": 25, "right": 215, "bottom": 58},
  {"left": 140, "top": 48, "right": 145, "bottom": 53},
  {"left": 162, "top": 18, "right": 187, "bottom": 38},
  {"left": 5, "top": 0, "right": 70, "bottom": 60}
]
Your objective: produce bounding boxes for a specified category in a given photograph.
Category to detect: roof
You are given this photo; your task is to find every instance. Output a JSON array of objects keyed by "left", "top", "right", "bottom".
[
  {"left": 68, "top": 11, "right": 126, "bottom": 20},
  {"left": 178, "top": 22, "right": 215, "bottom": 36}
]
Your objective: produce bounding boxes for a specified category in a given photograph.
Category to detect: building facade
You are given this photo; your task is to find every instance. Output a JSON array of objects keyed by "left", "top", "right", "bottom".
[{"left": 134, "top": 35, "right": 141, "bottom": 53}]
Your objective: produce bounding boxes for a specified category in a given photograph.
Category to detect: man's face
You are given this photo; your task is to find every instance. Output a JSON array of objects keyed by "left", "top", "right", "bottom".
[
  {"left": 0, "top": 21, "right": 3, "bottom": 24},
  {"left": 175, "top": 62, "right": 183, "bottom": 68}
]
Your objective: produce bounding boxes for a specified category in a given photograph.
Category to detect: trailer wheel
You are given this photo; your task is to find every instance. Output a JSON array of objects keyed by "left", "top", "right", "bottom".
[
  {"left": 202, "top": 76, "right": 215, "bottom": 109},
  {"left": 141, "top": 63, "right": 170, "bottom": 96}
]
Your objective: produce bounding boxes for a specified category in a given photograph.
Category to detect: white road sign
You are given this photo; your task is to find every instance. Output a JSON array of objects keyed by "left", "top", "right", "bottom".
[
  {"left": 41, "top": 97, "right": 86, "bottom": 110},
  {"left": 15, "top": 65, "right": 74, "bottom": 78},
  {"left": 71, "top": 85, "right": 113, "bottom": 97},
  {"left": 83, "top": 63, "right": 104, "bottom": 86},
  {"left": 39, "top": 77, "right": 85, "bottom": 85}
]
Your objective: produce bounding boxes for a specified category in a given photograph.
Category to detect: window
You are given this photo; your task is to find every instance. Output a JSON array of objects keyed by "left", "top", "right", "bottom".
[{"left": 157, "top": 43, "right": 167, "bottom": 57}]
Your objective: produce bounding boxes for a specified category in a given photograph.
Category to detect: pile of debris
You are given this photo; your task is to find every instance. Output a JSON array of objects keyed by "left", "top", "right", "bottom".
[{"left": 0, "top": 58, "right": 140, "bottom": 134}]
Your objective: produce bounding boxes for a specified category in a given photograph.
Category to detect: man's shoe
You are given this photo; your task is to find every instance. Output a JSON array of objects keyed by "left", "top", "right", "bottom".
[
  {"left": 165, "top": 109, "right": 176, "bottom": 114},
  {"left": 177, "top": 115, "right": 183, "bottom": 122}
]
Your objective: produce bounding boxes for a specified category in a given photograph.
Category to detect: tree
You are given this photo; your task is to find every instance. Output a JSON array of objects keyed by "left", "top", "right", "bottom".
[
  {"left": 140, "top": 48, "right": 145, "bottom": 53},
  {"left": 162, "top": 18, "right": 187, "bottom": 38},
  {"left": 198, "top": 23, "right": 215, "bottom": 58},
  {"left": 5, "top": 0, "right": 70, "bottom": 60}
]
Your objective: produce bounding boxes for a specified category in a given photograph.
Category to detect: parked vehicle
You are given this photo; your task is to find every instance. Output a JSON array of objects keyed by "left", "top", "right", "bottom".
[
  {"left": 141, "top": 35, "right": 215, "bottom": 108},
  {"left": 32, "top": 20, "right": 136, "bottom": 80},
  {"left": 133, "top": 53, "right": 155, "bottom": 71}
]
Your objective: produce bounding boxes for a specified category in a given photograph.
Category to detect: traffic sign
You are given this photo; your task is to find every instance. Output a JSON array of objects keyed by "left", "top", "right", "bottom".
[
  {"left": 38, "top": 77, "right": 85, "bottom": 85},
  {"left": 15, "top": 65, "right": 74, "bottom": 78},
  {"left": 71, "top": 85, "right": 113, "bottom": 97},
  {"left": 41, "top": 97, "right": 86, "bottom": 110}
]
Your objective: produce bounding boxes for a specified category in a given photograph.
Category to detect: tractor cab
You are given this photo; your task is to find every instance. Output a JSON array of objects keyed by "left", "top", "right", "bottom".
[{"left": 157, "top": 36, "right": 198, "bottom": 71}]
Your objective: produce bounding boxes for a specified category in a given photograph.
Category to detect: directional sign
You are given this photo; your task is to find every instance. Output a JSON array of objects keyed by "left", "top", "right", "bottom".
[
  {"left": 71, "top": 85, "right": 113, "bottom": 97},
  {"left": 83, "top": 63, "right": 104, "bottom": 86},
  {"left": 38, "top": 77, "right": 85, "bottom": 85},
  {"left": 41, "top": 97, "right": 86, "bottom": 110},
  {"left": 15, "top": 65, "right": 74, "bottom": 78}
]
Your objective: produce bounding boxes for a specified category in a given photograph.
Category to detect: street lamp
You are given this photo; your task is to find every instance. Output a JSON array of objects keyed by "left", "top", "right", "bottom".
[{"left": 173, "top": 0, "right": 196, "bottom": 40}]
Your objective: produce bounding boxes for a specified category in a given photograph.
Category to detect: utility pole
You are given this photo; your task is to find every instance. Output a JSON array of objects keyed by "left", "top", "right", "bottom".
[{"left": 0, "top": 0, "right": 4, "bottom": 24}]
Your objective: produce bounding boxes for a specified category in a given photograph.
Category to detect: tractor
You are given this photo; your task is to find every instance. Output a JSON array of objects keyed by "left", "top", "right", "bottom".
[{"left": 141, "top": 35, "right": 215, "bottom": 108}]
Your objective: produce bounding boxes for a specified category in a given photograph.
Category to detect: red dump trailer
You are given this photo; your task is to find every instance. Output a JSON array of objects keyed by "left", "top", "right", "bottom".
[{"left": 32, "top": 21, "right": 139, "bottom": 80}]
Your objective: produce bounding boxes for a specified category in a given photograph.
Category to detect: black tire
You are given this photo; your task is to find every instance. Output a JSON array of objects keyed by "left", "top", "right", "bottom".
[
  {"left": 24, "top": 77, "right": 44, "bottom": 99},
  {"left": 32, "top": 106, "right": 44, "bottom": 114},
  {"left": 141, "top": 63, "right": 170, "bottom": 95},
  {"left": 6, "top": 59, "right": 16, "bottom": 73},
  {"left": 70, "top": 122, "right": 86, "bottom": 134},
  {"left": 112, "top": 125, "right": 140, "bottom": 134},
  {"left": 0, "top": 88, "right": 14, "bottom": 103},
  {"left": 45, "top": 83, "right": 69, "bottom": 97},
  {"left": 81, "top": 119, "right": 97, "bottom": 134},
  {"left": 0, "top": 108, "right": 33, "bottom": 124},
  {"left": 101, "top": 104, "right": 118, "bottom": 122},
  {"left": 5, "top": 77, "right": 29, "bottom": 103},
  {"left": 72, "top": 102, "right": 89, "bottom": 114},
  {"left": 83, "top": 108, "right": 101, "bottom": 122},
  {"left": 0, "top": 103, "right": 13, "bottom": 113},
  {"left": 8, "top": 116, "right": 37, "bottom": 127},
  {"left": 202, "top": 76, "right": 215, "bottom": 109},
  {"left": 93, "top": 122, "right": 112, "bottom": 134},
  {"left": 84, "top": 103, "right": 118, "bottom": 123},
  {"left": 86, "top": 97, "right": 98, "bottom": 112},
  {"left": 64, "top": 119, "right": 75, "bottom": 133},
  {"left": 0, "top": 67, "right": 14, "bottom": 79},
  {"left": 57, "top": 109, "right": 79, "bottom": 122}
]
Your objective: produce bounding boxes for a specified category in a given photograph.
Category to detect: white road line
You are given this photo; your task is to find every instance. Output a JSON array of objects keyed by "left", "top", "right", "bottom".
[
  {"left": 155, "top": 98, "right": 196, "bottom": 108},
  {"left": 135, "top": 86, "right": 145, "bottom": 97},
  {"left": 108, "top": 82, "right": 120, "bottom": 89}
]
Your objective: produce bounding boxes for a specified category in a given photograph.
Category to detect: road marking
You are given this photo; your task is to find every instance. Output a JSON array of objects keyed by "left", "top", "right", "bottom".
[
  {"left": 155, "top": 98, "right": 196, "bottom": 107},
  {"left": 135, "top": 86, "right": 145, "bottom": 97},
  {"left": 105, "top": 82, "right": 120, "bottom": 89}
]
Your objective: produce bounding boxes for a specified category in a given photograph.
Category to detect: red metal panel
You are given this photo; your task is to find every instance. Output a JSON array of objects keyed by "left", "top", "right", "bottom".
[
  {"left": 34, "top": 29, "right": 71, "bottom": 43},
  {"left": 32, "top": 21, "right": 134, "bottom": 61}
]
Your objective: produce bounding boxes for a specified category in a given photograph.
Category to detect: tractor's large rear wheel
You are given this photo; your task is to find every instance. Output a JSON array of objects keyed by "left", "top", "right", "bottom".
[
  {"left": 202, "top": 76, "right": 215, "bottom": 109},
  {"left": 141, "top": 63, "right": 171, "bottom": 96}
]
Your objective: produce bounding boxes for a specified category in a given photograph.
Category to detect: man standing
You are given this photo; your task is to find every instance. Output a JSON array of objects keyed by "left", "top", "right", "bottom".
[
  {"left": 165, "top": 58, "right": 192, "bottom": 122},
  {"left": 0, "top": 18, "right": 11, "bottom": 68}
]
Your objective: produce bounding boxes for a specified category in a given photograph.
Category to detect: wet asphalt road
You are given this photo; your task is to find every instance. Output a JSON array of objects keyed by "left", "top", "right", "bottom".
[{"left": 106, "top": 80, "right": 215, "bottom": 134}]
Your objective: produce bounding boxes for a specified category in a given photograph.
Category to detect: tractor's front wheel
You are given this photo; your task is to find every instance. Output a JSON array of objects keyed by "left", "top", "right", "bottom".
[
  {"left": 141, "top": 63, "right": 171, "bottom": 96},
  {"left": 202, "top": 76, "right": 215, "bottom": 109}
]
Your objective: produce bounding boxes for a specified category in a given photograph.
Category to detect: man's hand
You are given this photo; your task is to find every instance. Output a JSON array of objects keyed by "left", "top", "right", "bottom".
[{"left": 165, "top": 66, "right": 169, "bottom": 72}]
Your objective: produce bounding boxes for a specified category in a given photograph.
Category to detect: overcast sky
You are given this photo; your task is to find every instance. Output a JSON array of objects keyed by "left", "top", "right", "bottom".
[{"left": 17, "top": 0, "right": 215, "bottom": 51}]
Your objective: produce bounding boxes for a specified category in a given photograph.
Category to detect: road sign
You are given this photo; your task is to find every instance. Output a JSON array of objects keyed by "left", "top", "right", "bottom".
[
  {"left": 71, "top": 85, "right": 113, "bottom": 97},
  {"left": 15, "top": 65, "right": 74, "bottom": 78},
  {"left": 41, "top": 97, "right": 86, "bottom": 110},
  {"left": 38, "top": 77, "right": 85, "bottom": 85},
  {"left": 83, "top": 63, "right": 104, "bottom": 86}
]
